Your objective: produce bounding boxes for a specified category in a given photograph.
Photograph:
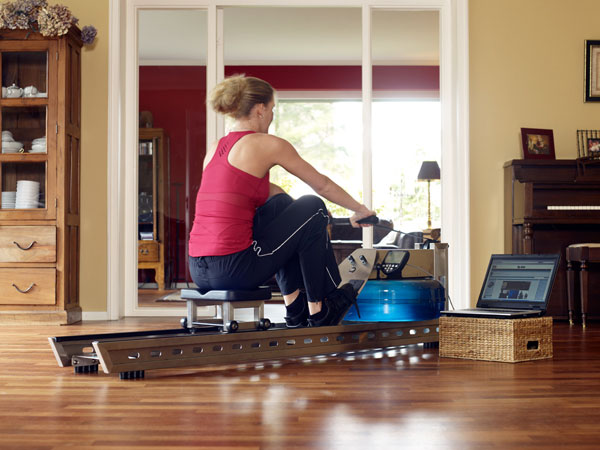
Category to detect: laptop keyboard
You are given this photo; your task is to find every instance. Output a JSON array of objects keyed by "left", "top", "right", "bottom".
[{"left": 482, "top": 308, "right": 534, "bottom": 313}]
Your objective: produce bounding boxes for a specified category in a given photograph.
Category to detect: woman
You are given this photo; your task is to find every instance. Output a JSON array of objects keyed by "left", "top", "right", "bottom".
[{"left": 189, "top": 75, "right": 375, "bottom": 327}]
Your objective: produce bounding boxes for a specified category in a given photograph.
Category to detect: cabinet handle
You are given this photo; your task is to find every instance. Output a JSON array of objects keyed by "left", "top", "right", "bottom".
[
  {"left": 12, "top": 283, "right": 36, "bottom": 294},
  {"left": 13, "top": 240, "right": 37, "bottom": 251},
  {"left": 140, "top": 248, "right": 149, "bottom": 255}
]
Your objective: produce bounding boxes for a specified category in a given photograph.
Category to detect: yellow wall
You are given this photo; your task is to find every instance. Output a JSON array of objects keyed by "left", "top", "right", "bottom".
[
  {"left": 469, "top": 0, "right": 600, "bottom": 303},
  {"left": 62, "top": 0, "right": 109, "bottom": 311}
]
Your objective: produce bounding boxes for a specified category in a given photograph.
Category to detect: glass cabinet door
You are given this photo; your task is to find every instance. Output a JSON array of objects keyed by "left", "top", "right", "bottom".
[
  {"left": 139, "top": 138, "right": 156, "bottom": 241},
  {"left": 0, "top": 42, "right": 56, "bottom": 219}
]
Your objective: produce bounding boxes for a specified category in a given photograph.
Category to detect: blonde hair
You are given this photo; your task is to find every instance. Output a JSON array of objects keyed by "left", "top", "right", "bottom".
[{"left": 209, "top": 75, "right": 274, "bottom": 119}]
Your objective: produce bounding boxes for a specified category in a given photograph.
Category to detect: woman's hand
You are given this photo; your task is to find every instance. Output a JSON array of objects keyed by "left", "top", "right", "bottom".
[{"left": 349, "top": 205, "right": 377, "bottom": 228}]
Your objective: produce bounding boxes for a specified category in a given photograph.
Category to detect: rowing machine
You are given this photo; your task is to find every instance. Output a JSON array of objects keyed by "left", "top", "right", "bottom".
[{"left": 49, "top": 242, "right": 448, "bottom": 379}]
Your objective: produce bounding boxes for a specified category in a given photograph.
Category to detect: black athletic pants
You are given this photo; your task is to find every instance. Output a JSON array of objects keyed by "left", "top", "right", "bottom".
[{"left": 189, "top": 194, "right": 341, "bottom": 302}]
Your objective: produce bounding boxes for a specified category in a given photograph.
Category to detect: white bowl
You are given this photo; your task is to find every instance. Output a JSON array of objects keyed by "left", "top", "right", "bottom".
[
  {"left": 2, "top": 141, "right": 23, "bottom": 151},
  {"left": 17, "top": 179, "right": 40, "bottom": 186}
]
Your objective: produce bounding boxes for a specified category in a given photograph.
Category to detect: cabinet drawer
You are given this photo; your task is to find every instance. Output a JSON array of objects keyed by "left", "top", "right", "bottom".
[
  {"left": 0, "top": 268, "right": 56, "bottom": 305},
  {"left": 138, "top": 241, "right": 159, "bottom": 262},
  {"left": 0, "top": 226, "right": 56, "bottom": 263}
]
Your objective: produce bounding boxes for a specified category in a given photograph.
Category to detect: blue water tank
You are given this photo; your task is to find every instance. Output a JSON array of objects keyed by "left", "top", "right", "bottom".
[{"left": 343, "top": 279, "right": 445, "bottom": 322}]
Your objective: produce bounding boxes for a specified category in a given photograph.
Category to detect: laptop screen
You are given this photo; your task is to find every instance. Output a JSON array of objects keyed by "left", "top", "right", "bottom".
[{"left": 477, "top": 254, "right": 560, "bottom": 309}]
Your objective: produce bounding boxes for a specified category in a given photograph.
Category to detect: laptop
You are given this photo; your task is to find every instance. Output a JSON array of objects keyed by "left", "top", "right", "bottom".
[{"left": 441, "top": 254, "right": 560, "bottom": 318}]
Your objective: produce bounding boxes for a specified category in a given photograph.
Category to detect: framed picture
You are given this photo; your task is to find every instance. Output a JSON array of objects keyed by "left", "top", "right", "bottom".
[
  {"left": 521, "top": 128, "right": 555, "bottom": 160},
  {"left": 585, "top": 40, "right": 600, "bottom": 102},
  {"left": 577, "top": 129, "right": 600, "bottom": 159}
]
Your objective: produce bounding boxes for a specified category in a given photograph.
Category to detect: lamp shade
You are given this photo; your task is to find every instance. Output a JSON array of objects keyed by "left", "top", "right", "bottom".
[{"left": 417, "top": 161, "right": 440, "bottom": 181}]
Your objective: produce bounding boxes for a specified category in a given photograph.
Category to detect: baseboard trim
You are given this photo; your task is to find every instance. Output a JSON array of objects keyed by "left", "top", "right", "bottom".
[{"left": 82, "top": 311, "right": 110, "bottom": 321}]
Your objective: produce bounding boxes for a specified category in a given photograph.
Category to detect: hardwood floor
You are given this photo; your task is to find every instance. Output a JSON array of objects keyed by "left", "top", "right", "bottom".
[
  {"left": 138, "top": 288, "right": 182, "bottom": 307},
  {"left": 1, "top": 318, "right": 599, "bottom": 449}
]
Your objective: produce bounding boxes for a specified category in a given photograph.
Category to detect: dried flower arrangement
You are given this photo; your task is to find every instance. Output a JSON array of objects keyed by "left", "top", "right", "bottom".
[{"left": 0, "top": 0, "right": 97, "bottom": 44}]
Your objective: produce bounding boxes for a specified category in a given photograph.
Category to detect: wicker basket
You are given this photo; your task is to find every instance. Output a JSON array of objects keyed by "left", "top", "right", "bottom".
[{"left": 439, "top": 316, "right": 553, "bottom": 363}]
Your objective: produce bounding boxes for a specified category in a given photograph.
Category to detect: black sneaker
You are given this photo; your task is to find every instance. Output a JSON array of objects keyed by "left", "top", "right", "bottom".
[
  {"left": 307, "top": 283, "right": 358, "bottom": 327},
  {"left": 335, "top": 283, "right": 361, "bottom": 320},
  {"left": 284, "top": 293, "right": 309, "bottom": 328}
]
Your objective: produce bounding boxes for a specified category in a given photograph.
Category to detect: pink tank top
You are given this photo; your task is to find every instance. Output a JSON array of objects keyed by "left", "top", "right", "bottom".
[{"left": 189, "top": 131, "right": 269, "bottom": 257}]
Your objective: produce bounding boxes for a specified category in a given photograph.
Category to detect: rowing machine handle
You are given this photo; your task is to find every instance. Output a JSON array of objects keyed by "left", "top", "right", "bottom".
[{"left": 330, "top": 215, "right": 379, "bottom": 225}]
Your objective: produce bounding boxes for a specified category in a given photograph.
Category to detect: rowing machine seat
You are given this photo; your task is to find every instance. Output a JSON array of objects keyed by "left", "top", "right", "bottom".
[
  {"left": 180, "top": 287, "right": 272, "bottom": 332},
  {"left": 180, "top": 287, "right": 271, "bottom": 302}
]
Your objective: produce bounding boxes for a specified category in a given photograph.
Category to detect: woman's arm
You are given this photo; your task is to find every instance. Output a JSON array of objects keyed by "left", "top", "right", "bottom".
[{"left": 262, "top": 136, "right": 375, "bottom": 226}]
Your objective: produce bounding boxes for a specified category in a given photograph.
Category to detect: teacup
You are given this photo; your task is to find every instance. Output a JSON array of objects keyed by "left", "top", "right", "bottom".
[
  {"left": 23, "top": 85, "right": 38, "bottom": 97},
  {"left": 6, "top": 84, "right": 23, "bottom": 98}
]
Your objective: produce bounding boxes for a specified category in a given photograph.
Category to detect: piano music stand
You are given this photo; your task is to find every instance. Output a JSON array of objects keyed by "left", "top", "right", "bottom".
[{"left": 566, "top": 243, "right": 600, "bottom": 327}]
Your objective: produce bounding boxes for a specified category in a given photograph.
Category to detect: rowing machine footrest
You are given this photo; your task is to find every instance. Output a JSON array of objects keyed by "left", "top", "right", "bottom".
[{"left": 180, "top": 287, "right": 272, "bottom": 332}]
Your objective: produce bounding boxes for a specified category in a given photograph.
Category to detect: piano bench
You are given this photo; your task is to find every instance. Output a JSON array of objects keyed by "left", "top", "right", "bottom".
[
  {"left": 179, "top": 287, "right": 272, "bottom": 332},
  {"left": 566, "top": 243, "right": 600, "bottom": 328}
]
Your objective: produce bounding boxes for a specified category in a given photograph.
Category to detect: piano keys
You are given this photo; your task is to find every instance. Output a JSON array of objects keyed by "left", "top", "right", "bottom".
[
  {"left": 547, "top": 206, "right": 600, "bottom": 210},
  {"left": 504, "top": 159, "right": 600, "bottom": 319}
]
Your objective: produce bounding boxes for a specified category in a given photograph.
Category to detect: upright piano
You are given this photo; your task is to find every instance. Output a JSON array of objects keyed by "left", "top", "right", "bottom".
[{"left": 504, "top": 159, "right": 600, "bottom": 319}]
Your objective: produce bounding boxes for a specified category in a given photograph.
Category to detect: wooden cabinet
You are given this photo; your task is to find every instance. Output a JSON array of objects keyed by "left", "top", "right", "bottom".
[
  {"left": 138, "top": 128, "right": 169, "bottom": 290},
  {"left": 0, "top": 28, "right": 82, "bottom": 324}
]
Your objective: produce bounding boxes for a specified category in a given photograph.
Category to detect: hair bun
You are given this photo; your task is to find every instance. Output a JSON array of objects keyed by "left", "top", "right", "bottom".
[
  {"left": 209, "top": 75, "right": 247, "bottom": 116},
  {"left": 209, "top": 75, "right": 274, "bottom": 119}
]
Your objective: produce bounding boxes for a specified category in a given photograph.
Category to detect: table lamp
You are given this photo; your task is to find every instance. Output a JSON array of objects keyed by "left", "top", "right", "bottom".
[{"left": 417, "top": 161, "right": 440, "bottom": 231}]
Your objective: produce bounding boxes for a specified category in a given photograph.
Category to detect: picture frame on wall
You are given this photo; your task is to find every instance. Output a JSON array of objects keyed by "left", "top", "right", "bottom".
[
  {"left": 585, "top": 40, "right": 600, "bottom": 102},
  {"left": 521, "top": 128, "right": 556, "bottom": 160}
]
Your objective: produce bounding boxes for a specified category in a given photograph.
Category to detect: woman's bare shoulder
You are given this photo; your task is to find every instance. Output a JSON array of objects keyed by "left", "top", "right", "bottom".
[
  {"left": 245, "top": 133, "right": 291, "bottom": 149},
  {"left": 243, "top": 132, "right": 281, "bottom": 141}
]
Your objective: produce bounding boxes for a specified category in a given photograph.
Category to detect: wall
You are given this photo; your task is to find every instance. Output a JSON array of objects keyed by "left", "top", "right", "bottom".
[
  {"left": 61, "top": 0, "right": 109, "bottom": 312},
  {"left": 469, "top": 0, "right": 600, "bottom": 304}
]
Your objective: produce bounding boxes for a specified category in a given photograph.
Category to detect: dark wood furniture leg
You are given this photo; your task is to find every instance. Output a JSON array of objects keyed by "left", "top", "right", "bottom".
[
  {"left": 567, "top": 245, "right": 600, "bottom": 328},
  {"left": 566, "top": 258, "right": 575, "bottom": 326},
  {"left": 580, "top": 260, "right": 589, "bottom": 329}
]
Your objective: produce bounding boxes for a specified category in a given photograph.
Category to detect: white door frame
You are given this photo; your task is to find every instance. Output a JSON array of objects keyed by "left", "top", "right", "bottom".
[{"left": 107, "top": 0, "right": 470, "bottom": 318}]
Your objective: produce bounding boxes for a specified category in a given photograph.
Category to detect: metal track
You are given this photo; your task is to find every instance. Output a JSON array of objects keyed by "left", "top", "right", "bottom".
[
  {"left": 49, "top": 327, "right": 216, "bottom": 368},
  {"left": 50, "top": 320, "right": 439, "bottom": 377}
]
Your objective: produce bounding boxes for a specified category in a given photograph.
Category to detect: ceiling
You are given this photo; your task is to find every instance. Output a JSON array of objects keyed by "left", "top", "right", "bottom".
[{"left": 138, "top": 8, "right": 439, "bottom": 66}]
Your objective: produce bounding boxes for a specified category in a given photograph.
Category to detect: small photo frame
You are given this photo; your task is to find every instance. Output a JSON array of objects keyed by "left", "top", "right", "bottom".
[
  {"left": 521, "top": 128, "right": 555, "bottom": 160},
  {"left": 585, "top": 40, "right": 600, "bottom": 102},
  {"left": 577, "top": 129, "right": 600, "bottom": 159}
]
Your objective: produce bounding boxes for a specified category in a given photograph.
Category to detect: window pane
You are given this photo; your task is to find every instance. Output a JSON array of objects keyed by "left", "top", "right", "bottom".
[
  {"left": 2, "top": 51, "right": 48, "bottom": 95},
  {"left": 137, "top": 9, "right": 207, "bottom": 295},
  {"left": 372, "top": 100, "right": 441, "bottom": 236},
  {"left": 371, "top": 9, "right": 440, "bottom": 245},
  {"left": 223, "top": 6, "right": 362, "bottom": 217}
]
